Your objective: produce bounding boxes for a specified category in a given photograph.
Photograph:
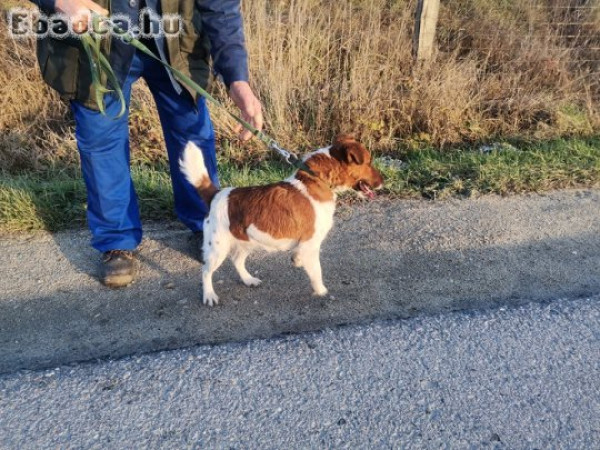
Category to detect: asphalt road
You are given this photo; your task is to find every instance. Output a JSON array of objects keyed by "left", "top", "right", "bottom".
[
  {"left": 1, "top": 190, "right": 599, "bottom": 373},
  {"left": 0, "top": 295, "right": 598, "bottom": 448}
]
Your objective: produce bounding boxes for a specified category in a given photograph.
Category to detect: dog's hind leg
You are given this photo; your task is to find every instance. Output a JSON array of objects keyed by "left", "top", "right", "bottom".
[
  {"left": 291, "top": 250, "right": 303, "bottom": 268},
  {"left": 231, "top": 247, "right": 262, "bottom": 287},
  {"left": 202, "top": 236, "right": 230, "bottom": 306},
  {"left": 296, "top": 243, "right": 328, "bottom": 296}
]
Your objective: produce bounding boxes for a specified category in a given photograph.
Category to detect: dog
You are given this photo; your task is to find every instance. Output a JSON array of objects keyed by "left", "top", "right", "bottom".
[{"left": 180, "top": 135, "right": 384, "bottom": 306}]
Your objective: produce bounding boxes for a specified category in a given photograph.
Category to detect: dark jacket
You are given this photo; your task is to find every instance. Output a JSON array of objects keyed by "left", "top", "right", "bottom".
[{"left": 30, "top": 0, "right": 248, "bottom": 109}]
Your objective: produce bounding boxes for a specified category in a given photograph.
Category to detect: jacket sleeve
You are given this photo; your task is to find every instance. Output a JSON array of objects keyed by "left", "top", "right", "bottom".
[
  {"left": 195, "top": 0, "right": 249, "bottom": 87},
  {"left": 30, "top": 0, "right": 55, "bottom": 13}
]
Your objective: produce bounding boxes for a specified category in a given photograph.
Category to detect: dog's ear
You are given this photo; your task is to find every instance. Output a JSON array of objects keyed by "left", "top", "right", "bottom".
[
  {"left": 331, "top": 135, "right": 365, "bottom": 165},
  {"left": 345, "top": 144, "right": 365, "bottom": 165},
  {"left": 334, "top": 134, "right": 356, "bottom": 145}
]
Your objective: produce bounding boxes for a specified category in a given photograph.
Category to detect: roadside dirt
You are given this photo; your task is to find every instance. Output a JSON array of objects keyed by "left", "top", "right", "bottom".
[{"left": 1, "top": 190, "right": 598, "bottom": 373}]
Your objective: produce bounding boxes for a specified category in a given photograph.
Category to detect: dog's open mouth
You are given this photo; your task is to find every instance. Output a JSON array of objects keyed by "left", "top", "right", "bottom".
[{"left": 358, "top": 180, "right": 376, "bottom": 200}]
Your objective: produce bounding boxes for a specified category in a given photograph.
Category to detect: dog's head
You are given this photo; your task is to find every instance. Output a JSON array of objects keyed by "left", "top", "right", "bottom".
[{"left": 326, "top": 135, "right": 384, "bottom": 199}]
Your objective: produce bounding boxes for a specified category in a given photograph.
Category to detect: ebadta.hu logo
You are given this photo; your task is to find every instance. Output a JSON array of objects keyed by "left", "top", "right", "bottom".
[{"left": 7, "top": 8, "right": 183, "bottom": 39}]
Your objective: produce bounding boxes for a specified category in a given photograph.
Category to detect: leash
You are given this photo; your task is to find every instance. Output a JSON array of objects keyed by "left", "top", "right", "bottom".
[{"left": 81, "top": 15, "right": 314, "bottom": 175}]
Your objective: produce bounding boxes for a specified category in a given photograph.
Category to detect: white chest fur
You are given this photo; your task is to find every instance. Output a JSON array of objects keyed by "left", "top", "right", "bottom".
[{"left": 285, "top": 178, "right": 335, "bottom": 245}]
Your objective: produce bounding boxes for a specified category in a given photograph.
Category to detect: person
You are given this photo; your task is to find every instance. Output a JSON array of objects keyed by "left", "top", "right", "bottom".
[{"left": 29, "top": 0, "right": 263, "bottom": 287}]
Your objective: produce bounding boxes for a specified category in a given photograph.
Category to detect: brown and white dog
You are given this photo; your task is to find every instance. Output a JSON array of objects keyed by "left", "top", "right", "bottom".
[{"left": 180, "top": 135, "right": 384, "bottom": 306}]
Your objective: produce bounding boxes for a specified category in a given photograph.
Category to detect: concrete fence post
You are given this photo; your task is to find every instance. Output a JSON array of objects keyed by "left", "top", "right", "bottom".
[{"left": 413, "top": 0, "right": 441, "bottom": 60}]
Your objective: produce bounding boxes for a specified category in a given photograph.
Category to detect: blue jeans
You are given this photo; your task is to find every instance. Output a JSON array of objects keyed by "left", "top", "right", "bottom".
[{"left": 71, "top": 51, "right": 219, "bottom": 253}]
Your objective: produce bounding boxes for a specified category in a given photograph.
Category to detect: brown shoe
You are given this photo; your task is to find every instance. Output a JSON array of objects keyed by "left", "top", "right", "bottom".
[{"left": 101, "top": 250, "right": 136, "bottom": 288}]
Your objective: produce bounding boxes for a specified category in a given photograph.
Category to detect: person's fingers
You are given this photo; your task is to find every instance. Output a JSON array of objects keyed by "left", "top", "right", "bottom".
[
  {"left": 228, "top": 81, "right": 264, "bottom": 141},
  {"left": 239, "top": 112, "right": 252, "bottom": 140},
  {"left": 71, "top": 8, "right": 91, "bottom": 33},
  {"left": 72, "top": 19, "right": 88, "bottom": 33},
  {"left": 241, "top": 102, "right": 263, "bottom": 141},
  {"left": 237, "top": 105, "right": 252, "bottom": 141},
  {"left": 253, "top": 105, "right": 264, "bottom": 133},
  {"left": 83, "top": 0, "right": 109, "bottom": 16},
  {"left": 245, "top": 101, "right": 263, "bottom": 141}
]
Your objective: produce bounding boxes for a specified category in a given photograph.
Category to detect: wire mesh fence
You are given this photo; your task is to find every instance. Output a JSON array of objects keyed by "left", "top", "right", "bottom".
[{"left": 436, "top": 1, "right": 600, "bottom": 65}]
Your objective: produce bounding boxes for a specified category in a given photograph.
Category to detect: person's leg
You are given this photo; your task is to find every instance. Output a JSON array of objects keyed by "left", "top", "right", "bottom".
[
  {"left": 71, "top": 54, "right": 143, "bottom": 253},
  {"left": 141, "top": 54, "right": 219, "bottom": 233}
]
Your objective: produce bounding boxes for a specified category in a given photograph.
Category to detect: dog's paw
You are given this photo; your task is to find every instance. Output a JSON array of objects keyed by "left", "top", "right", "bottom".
[
  {"left": 203, "top": 292, "right": 220, "bottom": 306},
  {"left": 243, "top": 276, "right": 262, "bottom": 287},
  {"left": 312, "top": 286, "right": 328, "bottom": 297}
]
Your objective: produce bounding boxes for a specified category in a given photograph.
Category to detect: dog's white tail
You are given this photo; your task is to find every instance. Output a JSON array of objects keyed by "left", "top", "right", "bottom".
[{"left": 179, "top": 141, "right": 219, "bottom": 206}]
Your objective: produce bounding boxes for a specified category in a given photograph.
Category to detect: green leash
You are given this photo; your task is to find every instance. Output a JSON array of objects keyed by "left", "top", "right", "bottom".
[{"left": 81, "top": 16, "right": 313, "bottom": 175}]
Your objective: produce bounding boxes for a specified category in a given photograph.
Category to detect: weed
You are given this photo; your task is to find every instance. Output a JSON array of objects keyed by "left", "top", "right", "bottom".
[{"left": 1, "top": 137, "right": 598, "bottom": 232}]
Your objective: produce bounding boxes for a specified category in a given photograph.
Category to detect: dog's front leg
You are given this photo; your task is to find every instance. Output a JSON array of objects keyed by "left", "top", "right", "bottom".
[{"left": 297, "top": 244, "right": 328, "bottom": 296}]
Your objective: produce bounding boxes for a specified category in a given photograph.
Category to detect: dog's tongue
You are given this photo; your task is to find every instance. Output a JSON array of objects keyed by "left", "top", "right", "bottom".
[{"left": 359, "top": 181, "right": 376, "bottom": 200}]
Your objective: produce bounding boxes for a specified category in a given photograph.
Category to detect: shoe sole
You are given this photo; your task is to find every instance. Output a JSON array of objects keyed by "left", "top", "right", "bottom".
[{"left": 102, "top": 274, "right": 134, "bottom": 288}]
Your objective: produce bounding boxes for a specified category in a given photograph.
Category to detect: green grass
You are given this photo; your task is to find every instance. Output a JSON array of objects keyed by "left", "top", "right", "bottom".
[
  {"left": 0, "top": 162, "right": 291, "bottom": 232},
  {"left": 379, "top": 137, "right": 600, "bottom": 199},
  {"left": 1, "top": 137, "right": 598, "bottom": 232}
]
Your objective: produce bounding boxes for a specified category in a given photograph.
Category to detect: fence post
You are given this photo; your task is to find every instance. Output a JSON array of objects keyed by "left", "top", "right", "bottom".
[{"left": 413, "top": 0, "right": 440, "bottom": 60}]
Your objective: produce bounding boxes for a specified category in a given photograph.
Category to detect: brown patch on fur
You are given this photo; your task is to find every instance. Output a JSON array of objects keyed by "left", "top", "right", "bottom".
[
  {"left": 225, "top": 136, "right": 382, "bottom": 247},
  {"left": 196, "top": 175, "right": 219, "bottom": 207},
  {"left": 295, "top": 169, "right": 335, "bottom": 202},
  {"left": 228, "top": 183, "right": 316, "bottom": 242},
  {"left": 330, "top": 135, "right": 370, "bottom": 166},
  {"left": 302, "top": 137, "right": 384, "bottom": 194}
]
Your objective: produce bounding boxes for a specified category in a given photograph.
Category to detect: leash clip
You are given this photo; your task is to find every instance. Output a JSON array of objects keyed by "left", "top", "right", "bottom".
[
  {"left": 269, "top": 141, "right": 297, "bottom": 166},
  {"left": 269, "top": 141, "right": 316, "bottom": 176}
]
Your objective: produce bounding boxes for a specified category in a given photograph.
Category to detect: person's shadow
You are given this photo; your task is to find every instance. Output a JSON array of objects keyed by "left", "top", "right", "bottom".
[{"left": 8, "top": 155, "right": 196, "bottom": 282}]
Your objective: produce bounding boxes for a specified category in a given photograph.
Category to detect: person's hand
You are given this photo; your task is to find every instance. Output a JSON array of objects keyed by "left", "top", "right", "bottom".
[
  {"left": 55, "top": 0, "right": 108, "bottom": 33},
  {"left": 228, "top": 81, "right": 264, "bottom": 141}
]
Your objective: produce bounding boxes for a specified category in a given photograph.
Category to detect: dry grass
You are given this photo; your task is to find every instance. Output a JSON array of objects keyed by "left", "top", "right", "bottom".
[
  {"left": 1, "top": 0, "right": 599, "bottom": 173},
  {"left": 0, "top": 21, "right": 74, "bottom": 171}
]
